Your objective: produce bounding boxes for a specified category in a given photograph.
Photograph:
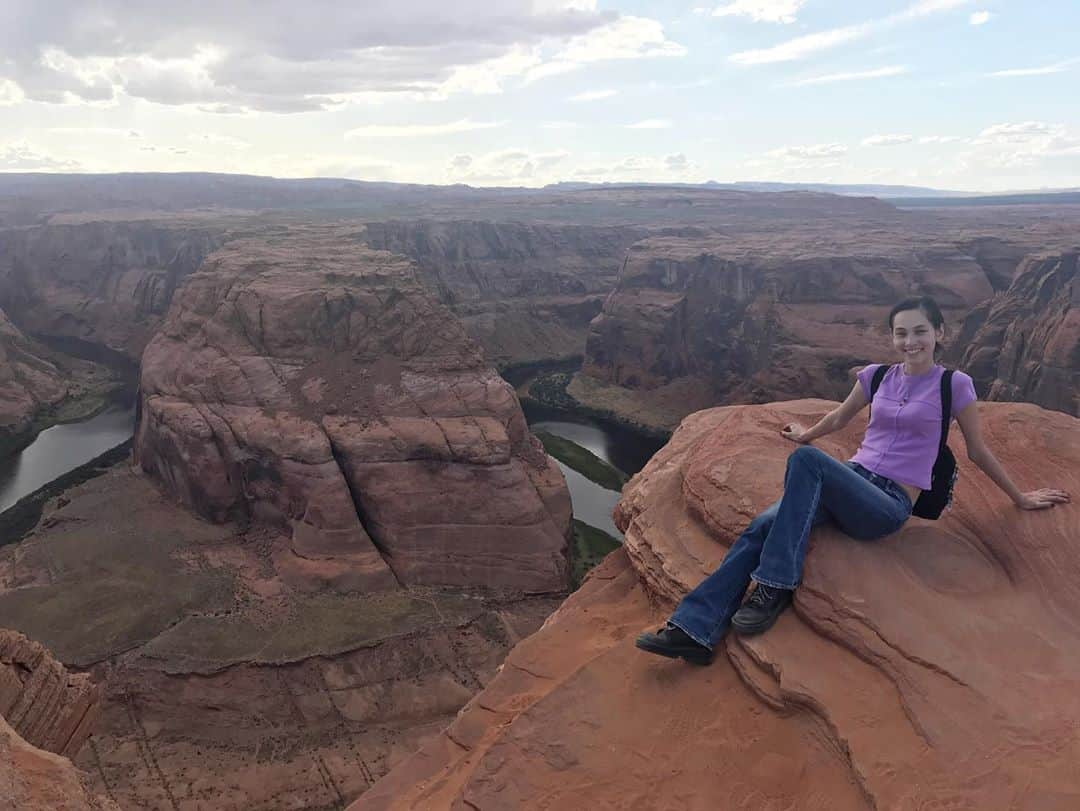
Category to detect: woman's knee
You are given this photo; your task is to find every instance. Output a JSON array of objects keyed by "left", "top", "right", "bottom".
[{"left": 788, "top": 444, "right": 827, "bottom": 470}]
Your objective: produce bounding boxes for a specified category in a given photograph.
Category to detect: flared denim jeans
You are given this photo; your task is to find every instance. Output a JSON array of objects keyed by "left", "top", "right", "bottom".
[{"left": 669, "top": 445, "right": 913, "bottom": 650}]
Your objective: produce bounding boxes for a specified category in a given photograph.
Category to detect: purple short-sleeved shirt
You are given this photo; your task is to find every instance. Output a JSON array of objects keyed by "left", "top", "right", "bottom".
[{"left": 849, "top": 363, "right": 977, "bottom": 490}]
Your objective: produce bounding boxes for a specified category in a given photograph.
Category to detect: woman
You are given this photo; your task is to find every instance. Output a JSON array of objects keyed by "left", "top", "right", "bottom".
[{"left": 636, "top": 296, "right": 1071, "bottom": 666}]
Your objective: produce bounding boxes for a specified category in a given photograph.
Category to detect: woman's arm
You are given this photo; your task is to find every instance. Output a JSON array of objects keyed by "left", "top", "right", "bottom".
[
  {"left": 954, "top": 402, "right": 1071, "bottom": 510},
  {"left": 781, "top": 381, "right": 868, "bottom": 444}
]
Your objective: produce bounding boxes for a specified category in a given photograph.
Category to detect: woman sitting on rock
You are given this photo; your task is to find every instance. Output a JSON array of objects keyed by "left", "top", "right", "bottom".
[{"left": 636, "top": 295, "right": 1071, "bottom": 666}]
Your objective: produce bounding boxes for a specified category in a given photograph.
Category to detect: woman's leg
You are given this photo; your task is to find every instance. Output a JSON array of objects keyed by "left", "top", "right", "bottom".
[
  {"left": 751, "top": 446, "right": 912, "bottom": 590},
  {"left": 667, "top": 496, "right": 830, "bottom": 649}
]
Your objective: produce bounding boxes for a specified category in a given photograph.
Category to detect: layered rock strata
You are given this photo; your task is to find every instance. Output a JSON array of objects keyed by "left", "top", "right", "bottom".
[
  {"left": 355, "top": 400, "right": 1080, "bottom": 810},
  {"left": 579, "top": 236, "right": 1009, "bottom": 428},
  {"left": 0, "top": 221, "right": 223, "bottom": 359},
  {"left": 359, "top": 221, "right": 643, "bottom": 367},
  {"left": 954, "top": 250, "right": 1078, "bottom": 415},
  {"left": 135, "top": 226, "right": 571, "bottom": 592},
  {"left": 0, "top": 630, "right": 102, "bottom": 758},
  {"left": 0, "top": 465, "right": 562, "bottom": 809}
]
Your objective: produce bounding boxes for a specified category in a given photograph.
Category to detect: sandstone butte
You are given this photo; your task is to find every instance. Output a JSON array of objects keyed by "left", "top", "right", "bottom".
[
  {"left": 134, "top": 225, "right": 571, "bottom": 593},
  {"left": 351, "top": 399, "right": 1080, "bottom": 811},
  {"left": 575, "top": 236, "right": 1080, "bottom": 431},
  {"left": 0, "top": 629, "right": 116, "bottom": 810}
]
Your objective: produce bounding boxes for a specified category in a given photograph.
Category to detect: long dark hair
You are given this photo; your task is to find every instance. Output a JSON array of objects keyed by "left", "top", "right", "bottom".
[{"left": 888, "top": 296, "right": 946, "bottom": 358}]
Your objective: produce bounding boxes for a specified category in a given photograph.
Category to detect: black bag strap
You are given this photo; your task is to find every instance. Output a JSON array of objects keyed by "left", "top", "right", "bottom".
[
  {"left": 868, "top": 364, "right": 890, "bottom": 417},
  {"left": 937, "top": 369, "right": 954, "bottom": 450}
]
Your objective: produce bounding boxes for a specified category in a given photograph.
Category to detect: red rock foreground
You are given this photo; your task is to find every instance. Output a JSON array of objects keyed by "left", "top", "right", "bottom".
[
  {"left": 353, "top": 400, "right": 1080, "bottom": 810},
  {"left": 1, "top": 630, "right": 115, "bottom": 810}
]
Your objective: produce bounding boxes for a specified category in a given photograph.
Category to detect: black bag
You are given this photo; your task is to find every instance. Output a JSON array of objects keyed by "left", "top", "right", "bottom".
[{"left": 869, "top": 364, "right": 957, "bottom": 520}]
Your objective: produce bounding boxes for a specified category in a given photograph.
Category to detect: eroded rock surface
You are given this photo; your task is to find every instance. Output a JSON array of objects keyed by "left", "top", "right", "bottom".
[
  {"left": 0, "top": 307, "right": 68, "bottom": 452},
  {"left": 954, "top": 250, "right": 1078, "bottom": 415},
  {"left": 0, "top": 221, "right": 223, "bottom": 359},
  {"left": 356, "top": 400, "right": 1080, "bottom": 810},
  {"left": 135, "top": 225, "right": 571, "bottom": 592},
  {"left": 359, "top": 220, "right": 642, "bottom": 367}
]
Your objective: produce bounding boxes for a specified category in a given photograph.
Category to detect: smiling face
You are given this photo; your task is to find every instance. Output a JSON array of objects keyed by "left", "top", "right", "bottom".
[{"left": 891, "top": 307, "right": 944, "bottom": 371}]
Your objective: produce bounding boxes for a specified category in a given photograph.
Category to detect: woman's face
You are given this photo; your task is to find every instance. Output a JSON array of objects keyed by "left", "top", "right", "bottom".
[{"left": 891, "top": 308, "right": 943, "bottom": 365}]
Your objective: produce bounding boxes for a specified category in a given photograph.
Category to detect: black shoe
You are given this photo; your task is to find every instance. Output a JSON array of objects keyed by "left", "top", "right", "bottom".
[
  {"left": 730, "top": 584, "right": 794, "bottom": 636},
  {"left": 635, "top": 624, "right": 713, "bottom": 666}
]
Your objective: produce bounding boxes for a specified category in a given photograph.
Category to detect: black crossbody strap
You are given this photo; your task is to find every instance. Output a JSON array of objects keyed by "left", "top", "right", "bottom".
[
  {"left": 938, "top": 369, "right": 954, "bottom": 449},
  {"left": 868, "top": 364, "right": 891, "bottom": 417}
]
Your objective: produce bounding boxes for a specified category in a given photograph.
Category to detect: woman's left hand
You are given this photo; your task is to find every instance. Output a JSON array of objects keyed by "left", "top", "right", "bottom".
[{"left": 1017, "top": 489, "right": 1072, "bottom": 510}]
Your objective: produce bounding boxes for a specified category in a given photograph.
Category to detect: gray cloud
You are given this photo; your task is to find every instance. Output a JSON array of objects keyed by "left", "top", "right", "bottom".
[{"left": 1, "top": 1, "right": 614, "bottom": 111}]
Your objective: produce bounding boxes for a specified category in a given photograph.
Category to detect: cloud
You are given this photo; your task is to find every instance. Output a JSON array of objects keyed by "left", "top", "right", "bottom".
[
  {"left": 969, "top": 10, "right": 992, "bottom": 24},
  {"left": 960, "top": 121, "right": 1080, "bottom": 169},
  {"left": 626, "top": 119, "right": 672, "bottom": 129},
  {"left": 529, "top": 15, "right": 686, "bottom": 81},
  {"left": 446, "top": 147, "right": 570, "bottom": 184},
  {"left": 569, "top": 89, "right": 617, "bottom": 101},
  {"left": 919, "top": 135, "right": 964, "bottom": 143},
  {"left": 730, "top": 0, "right": 970, "bottom": 65},
  {"left": 542, "top": 120, "right": 582, "bottom": 129},
  {"left": 988, "top": 58, "right": 1080, "bottom": 78},
  {"left": 862, "top": 134, "right": 913, "bottom": 146},
  {"left": 712, "top": 1, "right": 807, "bottom": 24},
  {"left": 787, "top": 65, "right": 907, "bottom": 86},
  {"left": 0, "top": 1, "right": 616, "bottom": 111},
  {"left": 768, "top": 143, "right": 848, "bottom": 159},
  {"left": 189, "top": 133, "right": 250, "bottom": 149},
  {"left": 344, "top": 119, "right": 504, "bottom": 138},
  {"left": 0, "top": 141, "right": 82, "bottom": 171},
  {"left": 0, "top": 79, "right": 25, "bottom": 105},
  {"left": 975, "top": 121, "right": 1056, "bottom": 143},
  {"left": 572, "top": 153, "right": 694, "bottom": 179}
]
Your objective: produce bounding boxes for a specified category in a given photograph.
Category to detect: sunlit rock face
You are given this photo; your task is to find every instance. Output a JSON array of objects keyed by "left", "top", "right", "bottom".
[
  {"left": 352, "top": 399, "right": 1080, "bottom": 811},
  {"left": 954, "top": 250, "right": 1079, "bottom": 416},
  {"left": 135, "top": 225, "right": 571, "bottom": 592}
]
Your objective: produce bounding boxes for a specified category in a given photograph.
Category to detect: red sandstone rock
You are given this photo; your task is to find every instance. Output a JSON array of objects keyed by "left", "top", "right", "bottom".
[
  {"left": 355, "top": 400, "right": 1080, "bottom": 810},
  {"left": 0, "top": 307, "right": 68, "bottom": 448},
  {"left": 0, "top": 630, "right": 113, "bottom": 811},
  {"left": 954, "top": 250, "right": 1078, "bottom": 415},
  {"left": 0, "top": 221, "right": 222, "bottom": 359},
  {"left": 135, "top": 226, "right": 571, "bottom": 592}
]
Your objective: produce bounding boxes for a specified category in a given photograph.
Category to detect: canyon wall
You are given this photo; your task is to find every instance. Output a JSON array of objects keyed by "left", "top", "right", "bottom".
[
  {"left": 355, "top": 399, "right": 1080, "bottom": 810},
  {"left": 0, "top": 307, "right": 68, "bottom": 452},
  {"left": 135, "top": 225, "right": 571, "bottom": 592},
  {"left": 954, "top": 250, "right": 1079, "bottom": 415},
  {"left": 0, "top": 221, "right": 224, "bottom": 359},
  {"left": 359, "top": 221, "right": 643, "bottom": 367}
]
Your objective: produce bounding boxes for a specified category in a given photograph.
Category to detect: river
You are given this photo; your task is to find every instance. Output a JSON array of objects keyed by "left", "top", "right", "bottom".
[{"left": 0, "top": 399, "right": 137, "bottom": 514}]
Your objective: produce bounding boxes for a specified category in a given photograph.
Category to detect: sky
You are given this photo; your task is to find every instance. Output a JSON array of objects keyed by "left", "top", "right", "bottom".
[{"left": 2, "top": 0, "right": 1079, "bottom": 192}]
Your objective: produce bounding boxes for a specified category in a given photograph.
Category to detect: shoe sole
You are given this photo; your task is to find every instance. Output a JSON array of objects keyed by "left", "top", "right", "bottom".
[
  {"left": 730, "top": 612, "right": 787, "bottom": 636},
  {"left": 634, "top": 637, "right": 713, "bottom": 666}
]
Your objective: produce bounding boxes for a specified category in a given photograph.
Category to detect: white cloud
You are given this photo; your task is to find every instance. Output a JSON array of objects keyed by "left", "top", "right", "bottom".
[
  {"left": 919, "top": 135, "right": 964, "bottom": 143},
  {"left": 189, "top": 133, "right": 251, "bottom": 149},
  {"left": 1, "top": 1, "right": 616, "bottom": 111},
  {"left": 572, "top": 153, "right": 695, "bottom": 179},
  {"left": 0, "top": 79, "right": 25, "bottom": 106},
  {"left": 0, "top": 141, "right": 82, "bottom": 170},
  {"left": 626, "top": 119, "right": 672, "bottom": 129},
  {"left": 787, "top": 65, "right": 907, "bottom": 86},
  {"left": 988, "top": 58, "right": 1080, "bottom": 78},
  {"left": 975, "top": 121, "right": 1056, "bottom": 143},
  {"left": 768, "top": 142, "right": 848, "bottom": 159},
  {"left": 446, "top": 147, "right": 570, "bottom": 184},
  {"left": 731, "top": 0, "right": 970, "bottom": 65},
  {"left": 569, "top": 89, "right": 617, "bottom": 101},
  {"left": 531, "top": 15, "right": 686, "bottom": 81},
  {"left": 959, "top": 121, "right": 1080, "bottom": 170},
  {"left": 542, "top": 120, "right": 582, "bottom": 129},
  {"left": 712, "top": 0, "right": 806, "bottom": 24},
  {"left": 970, "top": 10, "right": 992, "bottom": 25},
  {"left": 863, "top": 134, "right": 913, "bottom": 146},
  {"left": 344, "top": 119, "right": 504, "bottom": 138}
]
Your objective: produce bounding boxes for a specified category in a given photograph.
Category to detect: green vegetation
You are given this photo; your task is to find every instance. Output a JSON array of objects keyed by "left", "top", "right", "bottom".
[
  {"left": 535, "top": 430, "right": 628, "bottom": 492},
  {"left": 570, "top": 519, "right": 622, "bottom": 590}
]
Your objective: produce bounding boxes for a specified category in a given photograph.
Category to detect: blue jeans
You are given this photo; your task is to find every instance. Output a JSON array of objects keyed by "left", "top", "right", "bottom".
[{"left": 669, "top": 445, "right": 913, "bottom": 650}]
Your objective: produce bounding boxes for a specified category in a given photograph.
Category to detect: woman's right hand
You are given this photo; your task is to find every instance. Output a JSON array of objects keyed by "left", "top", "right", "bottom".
[{"left": 781, "top": 423, "right": 806, "bottom": 444}]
